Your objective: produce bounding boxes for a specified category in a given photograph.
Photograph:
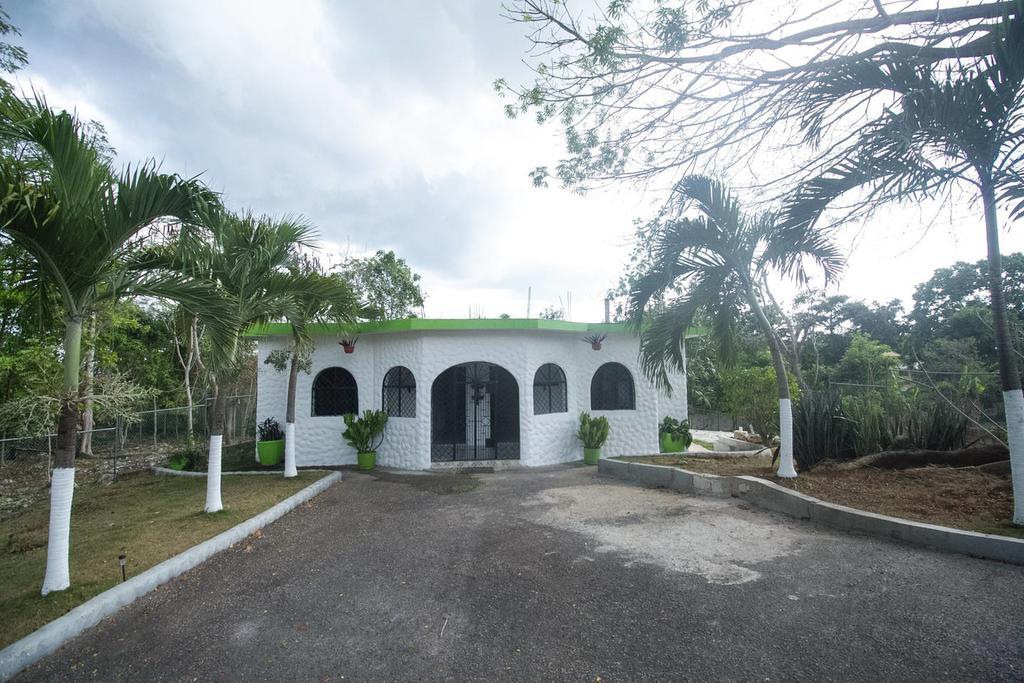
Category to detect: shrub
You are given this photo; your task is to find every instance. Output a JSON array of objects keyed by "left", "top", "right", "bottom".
[
  {"left": 577, "top": 412, "right": 610, "bottom": 449},
  {"left": 342, "top": 410, "right": 389, "bottom": 453},
  {"left": 167, "top": 447, "right": 206, "bottom": 472},
  {"left": 792, "top": 390, "right": 854, "bottom": 470},
  {"left": 659, "top": 416, "right": 693, "bottom": 449},
  {"left": 904, "top": 400, "right": 968, "bottom": 451},
  {"left": 793, "top": 388, "right": 970, "bottom": 470}
]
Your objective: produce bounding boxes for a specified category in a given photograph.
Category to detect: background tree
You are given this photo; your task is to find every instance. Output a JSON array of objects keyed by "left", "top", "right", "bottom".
[
  {"left": 628, "top": 176, "right": 842, "bottom": 477},
  {"left": 168, "top": 307, "right": 207, "bottom": 450},
  {"left": 538, "top": 304, "right": 565, "bottom": 320},
  {"left": 721, "top": 365, "right": 799, "bottom": 451},
  {"left": 342, "top": 250, "right": 424, "bottom": 320}
]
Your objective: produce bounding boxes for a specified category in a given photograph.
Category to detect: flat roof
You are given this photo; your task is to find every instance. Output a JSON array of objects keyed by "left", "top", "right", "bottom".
[
  {"left": 246, "top": 318, "right": 636, "bottom": 337},
  {"left": 247, "top": 318, "right": 705, "bottom": 337}
]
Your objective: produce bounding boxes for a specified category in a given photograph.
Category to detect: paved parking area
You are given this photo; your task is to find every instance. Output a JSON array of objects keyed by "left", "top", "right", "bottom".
[{"left": 16, "top": 465, "right": 1024, "bottom": 681}]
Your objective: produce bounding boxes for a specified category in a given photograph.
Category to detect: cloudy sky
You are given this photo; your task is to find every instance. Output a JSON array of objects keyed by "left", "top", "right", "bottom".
[{"left": 9, "top": 0, "right": 1023, "bottom": 320}]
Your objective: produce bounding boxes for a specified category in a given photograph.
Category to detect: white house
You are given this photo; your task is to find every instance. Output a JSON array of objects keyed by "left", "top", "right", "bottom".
[{"left": 252, "top": 318, "right": 688, "bottom": 469}]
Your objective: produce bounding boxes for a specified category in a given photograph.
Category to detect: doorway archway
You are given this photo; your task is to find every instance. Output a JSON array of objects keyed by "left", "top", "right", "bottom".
[{"left": 430, "top": 362, "right": 520, "bottom": 461}]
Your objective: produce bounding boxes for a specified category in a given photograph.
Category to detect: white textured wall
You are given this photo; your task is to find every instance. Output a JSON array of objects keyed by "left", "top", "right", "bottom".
[
  {"left": 659, "top": 351, "right": 689, "bottom": 425},
  {"left": 255, "top": 328, "right": 685, "bottom": 469}
]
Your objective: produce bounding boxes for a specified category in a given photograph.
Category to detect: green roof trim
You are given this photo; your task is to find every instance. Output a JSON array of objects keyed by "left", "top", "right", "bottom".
[{"left": 246, "top": 318, "right": 704, "bottom": 338}]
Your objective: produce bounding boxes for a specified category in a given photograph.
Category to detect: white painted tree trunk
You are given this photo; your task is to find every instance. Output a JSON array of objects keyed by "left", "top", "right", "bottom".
[
  {"left": 41, "top": 467, "right": 75, "bottom": 595},
  {"left": 1004, "top": 389, "right": 1024, "bottom": 525},
  {"left": 284, "top": 422, "right": 297, "bottom": 477},
  {"left": 776, "top": 398, "right": 797, "bottom": 478},
  {"left": 205, "top": 435, "right": 223, "bottom": 513}
]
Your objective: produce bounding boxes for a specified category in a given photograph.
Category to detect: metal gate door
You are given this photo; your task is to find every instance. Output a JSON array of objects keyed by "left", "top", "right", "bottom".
[{"left": 430, "top": 362, "right": 520, "bottom": 461}]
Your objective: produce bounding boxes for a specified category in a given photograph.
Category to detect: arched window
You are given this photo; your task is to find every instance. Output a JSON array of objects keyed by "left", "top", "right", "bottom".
[
  {"left": 591, "top": 362, "right": 635, "bottom": 411},
  {"left": 533, "top": 363, "right": 567, "bottom": 415},
  {"left": 383, "top": 366, "right": 416, "bottom": 418},
  {"left": 312, "top": 367, "right": 358, "bottom": 416}
]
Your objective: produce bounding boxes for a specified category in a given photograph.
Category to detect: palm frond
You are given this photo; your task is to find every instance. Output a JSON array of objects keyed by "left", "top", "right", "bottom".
[{"left": 637, "top": 263, "right": 740, "bottom": 391}]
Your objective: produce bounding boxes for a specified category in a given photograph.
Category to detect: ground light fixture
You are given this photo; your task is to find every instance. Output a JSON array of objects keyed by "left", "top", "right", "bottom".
[{"left": 118, "top": 549, "right": 127, "bottom": 582}]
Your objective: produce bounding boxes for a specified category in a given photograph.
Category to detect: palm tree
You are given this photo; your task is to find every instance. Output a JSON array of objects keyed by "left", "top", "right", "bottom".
[
  {"left": 629, "top": 176, "right": 843, "bottom": 477},
  {"left": 780, "top": 12, "right": 1024, "bottom": 521},
  {"left": 279, "top": 256, "right": 358, "bottom": 477},
  {"left": 176, "top": 212, "right": 316, "bottom": 509},
  {"left": 0, "top": 93, "right": 218, "bottom": 594}
]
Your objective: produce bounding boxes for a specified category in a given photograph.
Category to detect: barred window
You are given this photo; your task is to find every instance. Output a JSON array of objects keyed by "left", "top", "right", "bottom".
[
  {"left": 533, "top": 363, "right": 567, "bottom": 415},
  {"left": 312, "top": 367, "right": 358, "bottom": 416},
  {"left": 591, "top": 362, "right": 635, "bottom": 411},
  {"left": 383, "top": 366, "right": 416, "bottom": 418}
]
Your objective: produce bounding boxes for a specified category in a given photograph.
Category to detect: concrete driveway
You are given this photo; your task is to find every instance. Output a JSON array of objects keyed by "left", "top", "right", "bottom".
[{"left": 16, "top": 465, "right": 1024, "bottom": 681}]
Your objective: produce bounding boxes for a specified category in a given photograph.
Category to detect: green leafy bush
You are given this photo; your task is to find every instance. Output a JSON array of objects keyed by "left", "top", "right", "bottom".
[
  {"left": 342, "top": 410, "right": 389, "bottom": 453},
  {"left": 577, "top": 412, "right": 610, "bottom": 449},
  {"left": 167, "top": 447, "right": 206, "bottom": 472},
  {"left": 659, "top": 416, "right": 692, "bottom": 448},
  {"left": 721, "top": 366, "right": 799, "bottom": 449}
]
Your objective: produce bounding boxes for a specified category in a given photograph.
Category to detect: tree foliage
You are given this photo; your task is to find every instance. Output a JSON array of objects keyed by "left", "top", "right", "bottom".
[
  {"left": 721, "top": 366, "right": 798, "bottom": 448},
  {"left": 343, "top": 250, "right": 424, "bottom": 320},
  {"left": 502, "top": 1, "right": 1019, "bottom": 189}
]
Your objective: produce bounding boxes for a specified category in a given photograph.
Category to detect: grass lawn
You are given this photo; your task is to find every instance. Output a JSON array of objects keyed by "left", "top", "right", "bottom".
[
  {"left": 0, "top": 470, "right": 328, "bottom": 649},
  {"left": 617, "top": 454, "right": 1023, "bottom": 539}
]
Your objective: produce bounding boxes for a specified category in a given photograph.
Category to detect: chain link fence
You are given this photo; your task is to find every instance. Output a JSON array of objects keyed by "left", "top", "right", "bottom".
[
  {"left": 0, "top": 395, "right": 256, "bottom": 520},
  {"left": 687, "top": 410, "right": 741, "bottom": 433}
]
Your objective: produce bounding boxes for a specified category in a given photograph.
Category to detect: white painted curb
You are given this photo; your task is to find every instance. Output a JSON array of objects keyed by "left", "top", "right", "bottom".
[
  {"left": 151, "top": 466, "right": 327, "bottom": 477},
  {"left": 599, "top": 458, "right": 1024, "bottom": 565},
  {"left": 0, "top": 472, "right": 342, "bottom": 681}
]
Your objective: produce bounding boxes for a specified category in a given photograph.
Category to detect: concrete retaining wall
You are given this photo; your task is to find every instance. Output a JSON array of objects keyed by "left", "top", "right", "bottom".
[
  {"left": 0, "top": 472, "right": 342, "bottom": 681},
  {"left": 599, "top": 458, "right": 1024, "bottom": 565}
]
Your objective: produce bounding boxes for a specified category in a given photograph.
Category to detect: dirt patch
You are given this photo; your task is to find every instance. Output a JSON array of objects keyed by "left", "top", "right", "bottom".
[
  {"left": 617, "top": 454, "right": 1022, "bottom": 538},
  {"left": 525, "top": 484, "right": 806, "bottom": 585}
]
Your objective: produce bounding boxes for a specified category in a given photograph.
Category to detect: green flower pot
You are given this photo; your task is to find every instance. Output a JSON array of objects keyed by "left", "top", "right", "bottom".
[
  {"left": 660, "top": 433, "right": 688, "bottom": 453},
  {"left": 357, "top": 451, "right": 377, "bottom": 471},
  {"left": 256, "top": 439, "right": 284, "bottom": 466},
  {"left": 583, "top": 447, "right": 601, "bottom": 465}
]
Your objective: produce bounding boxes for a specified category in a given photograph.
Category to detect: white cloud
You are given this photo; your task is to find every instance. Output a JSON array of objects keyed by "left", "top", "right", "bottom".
[{"left": 9, "top": 0, "right": 1024, "bottom": 322}]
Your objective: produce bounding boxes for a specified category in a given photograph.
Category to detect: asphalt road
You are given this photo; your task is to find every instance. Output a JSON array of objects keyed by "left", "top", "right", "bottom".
[{"left": 15, "top": 465, "right": 1024, "bottom": 681}]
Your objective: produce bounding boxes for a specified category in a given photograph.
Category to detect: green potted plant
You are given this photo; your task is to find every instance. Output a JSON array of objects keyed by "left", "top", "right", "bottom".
[
  {"left": 582, "top": 333, "right": 607, "bottom": 350},
  {"left": 577, "top": 411, "right": 610, "bottom": 465},
  {"left": 659, "top": 416, "right": 693, "bottom": 453},
  {"left": 256, "top": 417, "right": 285, "bottom": 466},
  {"left": 343, "top": 409, "right": 389, "bottom": 471}
]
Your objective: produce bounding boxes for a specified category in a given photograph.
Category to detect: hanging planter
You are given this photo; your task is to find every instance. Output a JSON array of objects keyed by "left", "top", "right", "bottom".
[
  {"left": 339, "top": 338, "right": 358, "bottom": 354},
  {"left": 583, "top": 333, "right": 607, "bottom": 351}
]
